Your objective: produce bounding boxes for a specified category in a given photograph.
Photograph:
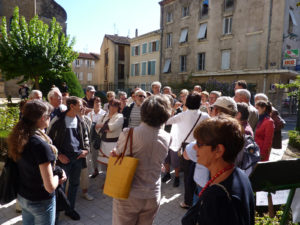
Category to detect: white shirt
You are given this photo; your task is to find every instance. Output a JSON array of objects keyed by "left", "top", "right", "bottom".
[
  {"left": 87, "top": 109, "right": 106, "bottom": 123},
  {"left": 185, "top": 141, "right": 210, "bottom": 187},
  {"left": 166, "top": 109, "right": 210, "bottom": 151}
]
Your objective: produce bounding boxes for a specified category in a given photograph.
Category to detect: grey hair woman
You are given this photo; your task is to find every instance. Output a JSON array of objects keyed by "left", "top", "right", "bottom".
[{"left": 111, "top": 95, "right": 172, "bottom": 225}]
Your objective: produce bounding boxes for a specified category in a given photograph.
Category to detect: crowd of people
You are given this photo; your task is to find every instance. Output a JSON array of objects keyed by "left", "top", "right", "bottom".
[{"left": 6, "top": 79, "right": 286, "bottom": 225}]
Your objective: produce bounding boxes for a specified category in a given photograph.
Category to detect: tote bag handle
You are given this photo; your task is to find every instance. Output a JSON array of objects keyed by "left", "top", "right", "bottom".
[{"left": 114, "top": 128, "right": 133, "bottom": 165}]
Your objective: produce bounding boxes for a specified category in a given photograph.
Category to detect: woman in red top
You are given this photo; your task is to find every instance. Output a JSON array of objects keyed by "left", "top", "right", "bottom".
[{"left": 254, "top": 101, "right": 275, "bottom": 161}]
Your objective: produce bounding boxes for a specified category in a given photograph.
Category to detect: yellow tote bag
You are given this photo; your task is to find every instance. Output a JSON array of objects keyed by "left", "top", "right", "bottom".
[{"left": 103, "top": 128, "right": 139, "bottom": 199}]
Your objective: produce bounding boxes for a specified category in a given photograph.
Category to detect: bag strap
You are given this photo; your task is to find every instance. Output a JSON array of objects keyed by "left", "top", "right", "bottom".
[
  {"left": 182, "top": 112, "right": 202, "bottom": 144},
  {"left": 115, "top": 128, "right": 133, "bottom": 165}
]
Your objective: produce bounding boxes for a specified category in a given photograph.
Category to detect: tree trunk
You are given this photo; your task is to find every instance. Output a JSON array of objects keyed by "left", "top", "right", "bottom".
[
  {"left": 34, "top": 75, "right": 39, "bottom": 90},
  {"left": 296, "top": 96, "right": 300, "bottom": 131}
]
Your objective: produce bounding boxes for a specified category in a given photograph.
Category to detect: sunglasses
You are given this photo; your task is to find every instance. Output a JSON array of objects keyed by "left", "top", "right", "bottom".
[{"left": 138, "top": 95, "right": 146, "bottom": 98}]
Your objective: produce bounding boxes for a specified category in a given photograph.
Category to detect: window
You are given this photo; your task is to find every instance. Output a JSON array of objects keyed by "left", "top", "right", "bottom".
[
  {"left": 141, "top": 62, "right": 147, "bottom": 75},
  {"left": 85, "top": 60, "right": 89, "bottom": 67},
  {"left": 119, "top": 45, "right": 125, "bottom": 60},
  {"left": 180, "top": 55, "right": 187, "bottom": 72},
  {"left": 79, "top": 72, "right": 83, "bottom": 81},
  {"left": 131, "top": 46, "right": 140, "bottom": 56},
  {"left": 223, "top": 17, "right": 232, "bottom": 35},
  {"left": 87, "top": 73, "right": 92, "bottom": 81},
  {"left": 182, "top": 6, "right": 189, "bottom": 17},
  {"left": 163, "top": 59, "right": 171, "bottom": 73},
  {"left": 134, "top": 63, "right": 140, "bottom": 76},
  {"left": 75, "top": 72, "right": 79, "bottom": 79},
  {"left": 148, "top": 60, "right": 156, "bottom": 75},
  {"left": 105, "top": 51, "right": 108, "bottom": 66},
  {"left": 197, "top": 23, "right": 207, "bottom": 40},
  {"left": 142, "top": 43, "right": 147, "bottom": 54},
  {"left": 91, "top": 60, "right": 95, "bottom": 68},
  {"left": 75, "top": 59, "right": 80, "bottom": 67},
  {"left": 167, "top": 33, "right": 172, "bottom": 48},
  {"left": 200, "top": 0, "right": 209, "bottom": 18},
  {"left": 198, "top": 53, "right": 205, "bottom": 71},
  {"left": 224, "top": 0, "right": 234, "bottom": 11},
  {"left": 288, "top": 10, "right": 297, "bottom": 33},
  {"left": 221, "top": 50, "right": 231, "bottom": 70},
  {"left": 105, "top": 68, "right": 108, "bottom": 81},
  {"left": 179, "top": 28, "right": 188, "bottom": 43},
  {"left": 149, "top": 40, "right": 159, "bottom": 53},
  {"left": 166, "top": 12, "right": 173, "bottom": 23}
]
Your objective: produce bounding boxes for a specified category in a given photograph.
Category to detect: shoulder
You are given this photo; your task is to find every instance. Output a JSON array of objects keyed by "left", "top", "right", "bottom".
[
  {"left": 28, "top": 135, "right": 51, "bottom": 151},
  {"left": 199, "top": 112, "right": 210, "bottom": 120}
]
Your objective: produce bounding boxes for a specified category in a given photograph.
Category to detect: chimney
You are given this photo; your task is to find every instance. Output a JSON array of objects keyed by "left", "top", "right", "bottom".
[{"left": 135, "top": 29, "right": 138, "bottom": 37}]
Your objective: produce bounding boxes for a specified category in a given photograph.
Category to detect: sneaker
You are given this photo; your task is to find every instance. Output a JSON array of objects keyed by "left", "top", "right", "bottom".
[
  {"left": 179, "top": 202, "right": 191, "bottom": 209},
  {"left": 173, "top": 177, "right": 180, "bottom": 187},
  {"left": 90, "top": 170, "right": 99, "bottom": 178},
  {"left": 65, "top": 210, "right": 80, "bottom": 220},
  {"left": 161, "top": 173, "right": 171, "bottom": 183},
  {"left": 82, "top": 192, "right": 94, "bottom": 201}
]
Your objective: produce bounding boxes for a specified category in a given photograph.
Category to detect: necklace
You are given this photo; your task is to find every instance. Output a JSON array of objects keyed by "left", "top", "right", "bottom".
[{"left": 198, "top": 164, "right": 234, "bottom": 198}]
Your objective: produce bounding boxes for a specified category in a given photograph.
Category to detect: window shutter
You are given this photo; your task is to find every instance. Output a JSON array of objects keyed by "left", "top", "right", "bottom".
[
  {"left": 289, "top": 10, "right": 298, "bottom": 26},
  {"left": 131, "top": 47, "right": 135, "bottom": 56},
  {"left": 179, "top": 29, "right": 188, "bottom": 43},
  {"left": 148, "top": 61, "right": 151, "bottom": 74},
  {"left": 197, "top": 23, "right": 207, "bottom": 39},
  {"left": 149, "top": 42, "right": 152, "bottom": 53},
  {"left": 163, "top": 59, "right": 171, "bottom": 73},
  {"left": 131, "top": 64, "right": 134, "bottom": 76},
  {"left": 156, "top": 40, "right": 159, "bottom": 51},
  {"left": 221, "top": 50, "right": 230, "bottom": 70},
  {"left": 152, "top": 61, "right": 156, "bottom": 75}
]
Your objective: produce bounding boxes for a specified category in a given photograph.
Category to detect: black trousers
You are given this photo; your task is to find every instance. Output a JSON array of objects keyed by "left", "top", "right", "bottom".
[{"left": 182, "top": 158, "right": 196, "bottom": 206}]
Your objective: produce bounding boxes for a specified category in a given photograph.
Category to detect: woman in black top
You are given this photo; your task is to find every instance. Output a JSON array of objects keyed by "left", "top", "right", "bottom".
[
  {"left": 7, "top": 100, "right": 67, "bottom": 225},
  {"left": 182, "top": 115, "right": 255, "bottom": 225}
]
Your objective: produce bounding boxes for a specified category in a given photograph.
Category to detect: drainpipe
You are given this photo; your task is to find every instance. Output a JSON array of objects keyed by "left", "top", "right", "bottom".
[
  {"left": 159, "top": 3, "right": 164, "bottom": 84},
  {"left": 264, "top": 0, "right": 273, "bottom": 93}
]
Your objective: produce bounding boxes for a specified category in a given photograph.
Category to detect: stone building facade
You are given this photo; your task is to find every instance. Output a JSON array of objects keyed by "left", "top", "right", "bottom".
[
  {"left": 128, "top": 30, "right": 161, "bottom": 91},
  {"left": 0, "top": 0, "right": 67, "bottom": 97},
  {"left": 72, "top": 53, "right": 100, "bottom": 91},
  {"left": 159, "top": 0, "right": 300, "bottom": 107},
  {"left": 99, "top": 35, "right": 130, "bottom": 91}
]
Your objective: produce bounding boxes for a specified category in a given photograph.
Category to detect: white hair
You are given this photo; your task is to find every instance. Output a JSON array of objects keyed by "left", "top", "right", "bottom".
[
  {"left": 254, "top": 93, "right": 268, "bottom": 101},
  {"left": 151, "top": 81, "right": 162, "bottom": 88},
  {"left": 118, "top": 91, "right": 127, "bottom": 99},
  {"left": 47, "top": 88, "right": 62, "bottom": 101},
  {"left": 210, "top": 91, "right": 222, "bottom": 98},
  {"left": 235, "top": 89, "right": 251, "bottom": 101},
  {"left": 29, "top": 90, "right": 42, "bottom": 99},
  {"left": 135, "top": 89, "right": 146, "bottom": 96}
]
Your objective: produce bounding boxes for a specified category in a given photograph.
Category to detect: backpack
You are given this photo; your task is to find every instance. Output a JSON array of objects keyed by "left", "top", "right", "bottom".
[{"left": 235, "top": 135, "right": 260, "bottom": 176}]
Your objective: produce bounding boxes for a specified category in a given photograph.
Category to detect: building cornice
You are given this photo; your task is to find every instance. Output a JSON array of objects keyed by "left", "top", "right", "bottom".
[
  {"left": 159, "top": 0, "right": 176, "bottom": 6},
  {"left": 192, "top": 69, "right": 299, "bottom": 77}
]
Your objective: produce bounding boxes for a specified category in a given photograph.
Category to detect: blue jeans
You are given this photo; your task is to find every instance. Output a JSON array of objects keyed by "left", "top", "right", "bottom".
[
  {"left": 18, "top": 194, "right": 56, "bottom": 225},
  {"left": 193, "top": 185, "right": 203, "bottom": 206},
  {"left": 60, "top": 158, "right": 83, "bottom": 211}
]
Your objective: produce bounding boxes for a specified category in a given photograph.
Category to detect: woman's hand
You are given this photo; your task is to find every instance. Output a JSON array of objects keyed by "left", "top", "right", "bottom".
[
  {"left": 96, "top": 123, "right": 104, "bottom": 130},
  {"left": 77, "top": 150, "right": 88, "bottom": 159},
  {"left": 59, "top": 170, "right": 67, "bottom": 185},
  {"left": 110, "top": 150, "right": 119, "bottom": 157}
]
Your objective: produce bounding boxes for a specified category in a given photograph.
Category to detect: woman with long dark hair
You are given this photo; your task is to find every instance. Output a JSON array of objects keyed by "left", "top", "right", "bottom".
[{"left": 7, "top": 100, "right": 66, "bottom": 225}]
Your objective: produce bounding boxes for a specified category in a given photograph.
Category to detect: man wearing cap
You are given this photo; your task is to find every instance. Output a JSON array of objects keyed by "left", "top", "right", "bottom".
[
  {"left": 211, "top": 96, "right": 238, "bottom": 117},
  {"left": 83, "top": 86, "right": 96, "bottom": 114}
]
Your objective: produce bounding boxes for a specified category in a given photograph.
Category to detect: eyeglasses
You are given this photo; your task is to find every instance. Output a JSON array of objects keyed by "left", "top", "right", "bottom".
[{"left": 138, "top": 95, "right": 146, "bottom": 98}]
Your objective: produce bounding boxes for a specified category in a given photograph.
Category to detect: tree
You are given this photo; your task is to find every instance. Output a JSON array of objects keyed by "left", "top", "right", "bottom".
[
  {"left": 277, "top": 75, "right": 300, "bottom": 131},
  {"left": 0, "top": 7, "right": 78, "bottom": 89},
  {"left": 39, "top": 71, "right": 84, "bottom": 98}
]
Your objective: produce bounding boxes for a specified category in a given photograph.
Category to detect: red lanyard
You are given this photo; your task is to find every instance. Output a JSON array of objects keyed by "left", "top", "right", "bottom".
[{"left": 198, "top": 164, "right": 234, "bottom": 198}]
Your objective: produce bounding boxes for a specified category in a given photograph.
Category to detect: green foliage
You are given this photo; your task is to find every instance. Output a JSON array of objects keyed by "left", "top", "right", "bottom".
[
  {"left": 39, "top": 71, "right": 84, "bottom": 98},
  {"left": 255, "top": 210, "right": 297, "bottom": 225},
  {"left": 0, "top": 105, "right": 19, "bottom": 132},
  {"left": 0, "top": 7, "right": 78, "bottom": 89},
  {"left": 288, "top": 130, "right": 300, "bottom": 150},
  {"left": 276, "top": 75, "right": 300, "bottom": 131}
]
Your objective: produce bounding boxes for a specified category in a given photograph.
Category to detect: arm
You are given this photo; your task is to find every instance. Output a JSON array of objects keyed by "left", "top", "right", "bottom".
[
  {"left": 261, "top": 120, "right": 275, "bottom": 160},
  {"left": 39, "top": 162, "right": 66, "bottom": 193},
  {"left": 108, "top": 114, "right": 124, "bottom": 132},
  {"left": 166, "top": 111, "right": 186, "bottom": 125}
]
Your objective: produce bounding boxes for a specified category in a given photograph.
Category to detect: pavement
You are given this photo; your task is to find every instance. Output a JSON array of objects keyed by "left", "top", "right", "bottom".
[{"left": 0, "top": 115, "right": 297, "bottom": 225}]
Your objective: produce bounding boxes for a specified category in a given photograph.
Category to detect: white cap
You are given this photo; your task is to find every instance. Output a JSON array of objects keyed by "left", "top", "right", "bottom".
[{"left": 212, "top": 96, "right": 237, "bottom": 113}]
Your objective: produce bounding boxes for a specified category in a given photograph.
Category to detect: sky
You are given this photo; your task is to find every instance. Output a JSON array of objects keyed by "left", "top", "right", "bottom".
[{"left": 55, "top": 0, "right": 161, "bottom": 54}]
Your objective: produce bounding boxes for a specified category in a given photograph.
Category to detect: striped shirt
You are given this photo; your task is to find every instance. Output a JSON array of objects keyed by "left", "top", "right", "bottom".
[{"left": 128, "top": 104, "right": 141, "bottom": 128}]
